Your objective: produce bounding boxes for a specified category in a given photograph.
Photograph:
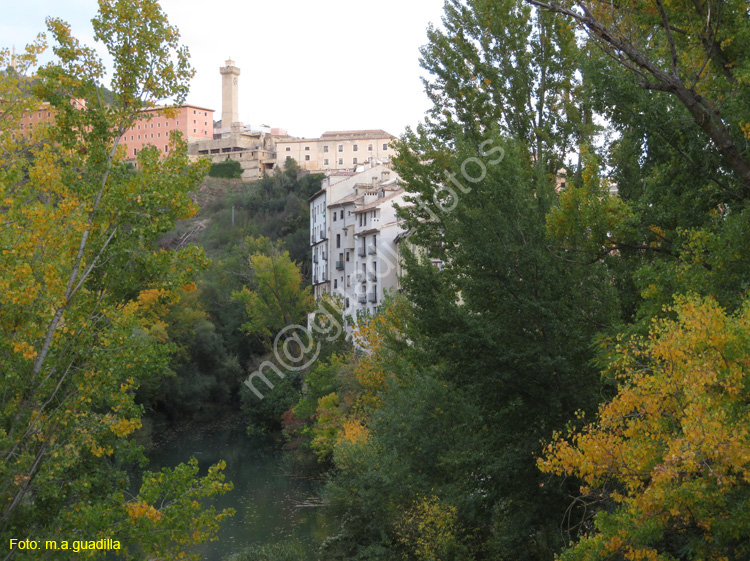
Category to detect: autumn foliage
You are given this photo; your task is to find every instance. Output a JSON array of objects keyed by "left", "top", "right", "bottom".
[{"left": 540, "top": 296, "right": 750, "bottom": 560}]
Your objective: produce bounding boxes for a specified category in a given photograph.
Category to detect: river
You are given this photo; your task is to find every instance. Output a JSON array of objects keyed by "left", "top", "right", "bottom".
[{"left": 145, "top": 417, "right": 331, "bottom": 560}]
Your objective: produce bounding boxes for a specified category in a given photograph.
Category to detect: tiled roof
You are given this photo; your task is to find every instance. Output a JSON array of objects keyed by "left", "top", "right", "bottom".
[
  {"left": 329, "top": 192, "right": 363, "bottom": 207},
  {"left": 352, "top": 188, "right": 405, "bottom": 213}
]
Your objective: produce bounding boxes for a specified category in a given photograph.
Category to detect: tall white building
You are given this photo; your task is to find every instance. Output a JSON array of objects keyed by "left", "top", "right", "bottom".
[{"left": 309, "top": 163, "right": 406, "bottom": 320}]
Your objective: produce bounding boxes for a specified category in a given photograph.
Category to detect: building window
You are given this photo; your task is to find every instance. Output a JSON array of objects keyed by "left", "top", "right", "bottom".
[
  {"left": 368, "top": 144, "right": 373, "bottom": 151},
  {"left": 286, "top": 147, "right": 291, "bottom": 151},
  {"left": 340, "top": 210, "right": 343, "bottom": 219},
  {"left": 334, "top": 279, "right": 338, "bottom": 289},
  {"left": 353, "top": 144, "right": 358, "bottom": 152},
  {"left": 336, "top": 234, "right": 341, "bottom": 248},
  {"left": 193, "top": 129, "right": 196, "bottom": 133},
  {"left": 338, "top": 145, "right": 343, "bottom": 152},
  {"left": 324, "top": 159, "right": 329, "bottom": 166},
  {"left": 305, "top": 146, "right": 310, "bottom": 151},
  {"left": 165, "top": 145, "right": 169, "bottom": 152},
  {"left": 346, "top": 297, "right": 350, "bottom": 308},
  {"left": 353, "top": 158, "right": 357, "bottom": 164},
  {"left": 133, "top": 148, "right": 137, "bottom": 155},
  {"left": 333, "top": 212, "right": 337, "bottom": 222},
  {"left": 383, "top": 143, "right": 389, "bottom": 150},
  {"left": 305, "top": 155, "right": 310, "bottom": 161},
  {"left": 323, "top": 145, "right": 329, "bottom": 153},
  {"left": 346, "top": 251, "right": 350, "bottom": 262},
  {"left": 338, "top": 158, "right": 343, "bottom": 165},
  {"left": 193, "top": 119, "right": 196, "bottom": 124},
  {"left": 158, "top": 122, "right": 161, "bottom": 127}
]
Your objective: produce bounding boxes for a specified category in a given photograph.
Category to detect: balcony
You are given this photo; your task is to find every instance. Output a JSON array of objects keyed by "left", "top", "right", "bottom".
[
  {"left": 313, "top": 254, "right": 318, "bottom": 264},
  {"left": 358, "top": 247, "right": 367, "bottom": 257},
  {"left": 357, "top": 294, "right": 367, "bottom": 304},
  {"left": 335, "top": 260, "right": 344, "bottom": 270},
  {"left": 368, "top": 291, "right": 377, "bottom": 303},
  {"left": 357, "top": 273, "right": 366, "bottom": 283},
  {"left": 367, "top": 271, "right": 377, "bottom": 282},
  {"left": 321, "top": 252, "right": 327, "bottom": 261},
  {"left": 367, "top": 245, "right": 377, "bottom": 255}
]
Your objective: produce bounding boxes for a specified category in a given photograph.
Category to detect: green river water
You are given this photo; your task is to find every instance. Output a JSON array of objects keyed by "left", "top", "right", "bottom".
[{"left": 146, "top": 419, "right": 331, "bottom": 560}]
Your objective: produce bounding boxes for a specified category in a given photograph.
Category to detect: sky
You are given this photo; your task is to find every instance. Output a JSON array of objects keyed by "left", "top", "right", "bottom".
[{"left": 3, "top": 0, "right": 447, "bottom": 139}]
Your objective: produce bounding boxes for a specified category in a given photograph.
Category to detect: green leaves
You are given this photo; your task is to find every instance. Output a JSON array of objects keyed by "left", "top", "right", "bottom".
[
  {"left": 93, "top": 0, "right": 193, "bottom": 109},
  {"left": 232, "top": 238, "right": 313, "bottom": 341},
  {"left": 0, "top": 1, "right": 230, "bottom": 557}
]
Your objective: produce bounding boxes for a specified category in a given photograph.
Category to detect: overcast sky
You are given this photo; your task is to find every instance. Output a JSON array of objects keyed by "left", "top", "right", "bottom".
[{"left": 3, "top": 0, "right": 446, "bottom": 139}]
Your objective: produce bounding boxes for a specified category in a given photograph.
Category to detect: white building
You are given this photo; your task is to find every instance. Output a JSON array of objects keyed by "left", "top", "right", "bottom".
[
  {"left": 308, "top": 162, "right": 406, "bottom": 320},
  {"left": 278, "top": 130, "right": 395, "bottom": 173}
]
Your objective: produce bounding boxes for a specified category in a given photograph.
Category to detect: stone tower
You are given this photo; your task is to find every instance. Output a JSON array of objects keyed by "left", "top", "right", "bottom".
[{"left": 220, "top": 59, "right": 240, "bottom": 129}]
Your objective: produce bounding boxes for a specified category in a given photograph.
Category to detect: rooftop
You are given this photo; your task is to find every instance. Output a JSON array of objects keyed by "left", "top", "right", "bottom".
[{"left": 353, "top": 188, "right": 405, "bottom": 213}]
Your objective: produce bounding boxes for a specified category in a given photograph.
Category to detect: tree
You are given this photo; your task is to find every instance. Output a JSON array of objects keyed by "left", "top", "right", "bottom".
[
  {"left": 0, "top": 1, "right": 233, "bottom": 557},
  {"left": 232, "top": 238, "right": 314, "bottom": 433},
  {"left": 232, "top": 237, "right": 314, "bottom": 341},
  {"left": 393, "top": 136, "right": 619, "bottom": 560},
  {"left": 209, "top": 159, "right": 243, "bottom": 179},
  {"left": 539, "top": 296, "right": 750, "bottom": 561},
  {"left": 418, "top": 0, "right": 593, "bottom": 173},
  {"left": 526, "top": 0, "right": 750, "bottom": 192},
  {"left": 534, "top": 0, "right": 750, "bottom": 322}
]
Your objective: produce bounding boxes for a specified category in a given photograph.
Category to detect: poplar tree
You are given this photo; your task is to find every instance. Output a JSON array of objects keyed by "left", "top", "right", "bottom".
[{"left": 0, "top": 1, "right": 233, "bottom": 558}]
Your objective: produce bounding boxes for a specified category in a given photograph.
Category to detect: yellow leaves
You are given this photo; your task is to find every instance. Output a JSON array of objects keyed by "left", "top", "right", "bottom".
[
  {"left": 12, "top": 340, "right": 38, "bottom": 361},
  {"left": 353, "top": 296, "right": 411, "bottom": 409},
  {"left": 90, "top": 444, "right": 113, "bottom": 457},
  {"left": 137, "top": 287, "right": 167, "bottom": 308},
  {"left": 397, "top": 496, "right": 461, "bottom": 561},
  {"left": 126, "top": 500, "right": 162, "bottom": 523},
  {"left": 337, "top": 419, "right": 369, "bottom": 446},
  {"left": 541, "top": 295, "right": 750, "bottom": 558},
  {"left": 13, "top": 473, "right": 31, "bottom": 487},
  {"left": 109, "top": 417, "right": 142, "bottom": 437}
]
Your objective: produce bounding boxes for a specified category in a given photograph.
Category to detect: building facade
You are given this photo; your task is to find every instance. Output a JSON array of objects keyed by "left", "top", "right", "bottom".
[
  {"left": 309, "top": 162, "right": 406, "bottom": 321},
  {"left": 277, "top": 130, "right": 395, "bottom": 173},
  {"left": 123, "top": 105, "right": 214, "bottom": 159},
  {"left": 14, "top": 100, "right": 214, "bottom": 160}
]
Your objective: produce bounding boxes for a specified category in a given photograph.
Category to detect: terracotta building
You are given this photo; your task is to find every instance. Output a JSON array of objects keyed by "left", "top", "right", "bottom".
[
  {"left": 13, "top": 98, "right": 214, "bottom": 159},
  {"left": 122, "top": 105, "right": 214, "bottom": 159}
]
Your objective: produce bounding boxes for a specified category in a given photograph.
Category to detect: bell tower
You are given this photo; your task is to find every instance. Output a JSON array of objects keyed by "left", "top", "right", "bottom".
[{"left": 220, "top": 59, "right": 240, "bottom": 129}]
